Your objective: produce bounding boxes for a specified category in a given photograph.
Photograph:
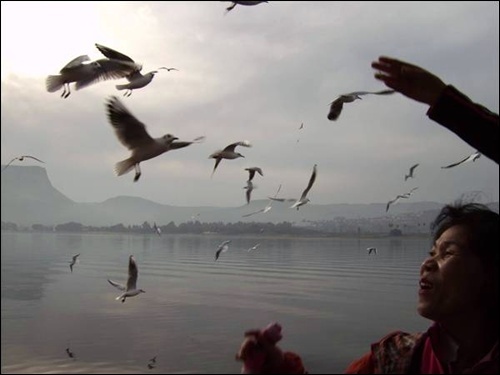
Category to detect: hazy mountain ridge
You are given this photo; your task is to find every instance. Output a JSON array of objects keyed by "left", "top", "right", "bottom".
[{"left": 2, "top": 165, "right": 496, "bottom": 227}]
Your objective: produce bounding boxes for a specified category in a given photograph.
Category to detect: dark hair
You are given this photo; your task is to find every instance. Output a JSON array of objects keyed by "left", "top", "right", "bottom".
[
  {"left": 431, "top": 201, "right": 499, "bottom": 317},
  {"left": 431, "top": 202, "right": 499, "bottom": 265}
]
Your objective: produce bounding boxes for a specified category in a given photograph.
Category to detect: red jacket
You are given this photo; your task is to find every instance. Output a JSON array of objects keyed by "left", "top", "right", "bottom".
[{"left": 345, "top": 324, "right": 499, "bottom": 374}]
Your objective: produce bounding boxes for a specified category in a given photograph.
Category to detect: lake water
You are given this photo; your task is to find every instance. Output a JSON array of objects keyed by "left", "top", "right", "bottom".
[{"left": 1, "top": 232, "right": 431, "bottom": 374}]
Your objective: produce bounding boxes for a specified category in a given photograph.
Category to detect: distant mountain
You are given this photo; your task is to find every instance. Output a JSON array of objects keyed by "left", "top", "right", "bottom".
[{"left": 2, "top": 165, "right": 496, "bottom": 227}]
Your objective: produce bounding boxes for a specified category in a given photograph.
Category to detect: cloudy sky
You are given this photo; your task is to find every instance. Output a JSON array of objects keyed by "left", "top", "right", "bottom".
[{"left": 1, "top": 1, "right": 498, "bottom": 208}]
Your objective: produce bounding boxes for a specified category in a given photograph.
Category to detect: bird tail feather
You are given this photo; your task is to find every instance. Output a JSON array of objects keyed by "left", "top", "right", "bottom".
[
  {"left": 46, "top": 75, "right": 64, "bottom": 93},
  {"left": 114, "top": 159, "right": 135, "bottom": 176}
]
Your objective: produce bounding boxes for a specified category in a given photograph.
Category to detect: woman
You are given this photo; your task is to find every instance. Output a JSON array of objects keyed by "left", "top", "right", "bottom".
[{"left": 345, "top": 202, "right": 498, "bottom": 373}]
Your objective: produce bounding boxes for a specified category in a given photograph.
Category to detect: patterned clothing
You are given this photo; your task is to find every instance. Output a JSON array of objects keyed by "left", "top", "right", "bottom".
[{"left": 344, "top": 324, "right": 499, "bottom": 374}]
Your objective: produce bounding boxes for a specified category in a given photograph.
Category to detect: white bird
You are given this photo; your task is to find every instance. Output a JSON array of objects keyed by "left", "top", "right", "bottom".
[
  {"left": 2, "top": 155, "right": 44, "bottom": 172},
  {"left": 106, "top": 97, "right": 201, "bottom": 182},
  {"left": 222, "top": 1, "right": 268, "bottom": 13},
  {"left": 46, "top": 54, "right": 140, "bottom": 99},
  {"left": 153, "top": 222, "right": 161, "bottom": 236},
  {"left": 95, "top": 44, "right": 177, "bottom": 97},
  {"left": 107, "top": 255, "right": 145, "bottom": 303},
  {"left": 405, "top": 163, "right": 419, "bottom": 181},
  {"left": 244, "top": 180, "right": 255, "bottom": 204},
  {"left": 215, "top": 240, "right": 231, "bottom": 261},
  {"left": 327, "top": 89, "right": 395, "bottom": 121},
  {"left": 243, "top": 184, "right": 281, "bottom": 217},
  {"left": 386, "top": 187, "right": 418, "bottom": 212},
  {"left": 367, "top": 247, "right": 377, "bottom": 255},
  {"left": 290, "top": 164, "right": 318, "bottom": 210},
  {"left": 209, "top": 141, "right": 252, "bottom": 177},
  {"left": 245, "top": 167, "right": 264, "bottom": 182},
  {"left": 247, "top": 243, "right": 261, "bottom": 252},
  {"left": 441, "top": 151, "right": 481, "bottom": 169},
  {"left": 69, "top": 253, "right": 80, "bottom": 273}
]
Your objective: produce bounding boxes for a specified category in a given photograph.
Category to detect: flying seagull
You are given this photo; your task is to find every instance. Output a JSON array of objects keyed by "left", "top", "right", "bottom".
[
  {"left": 327, "top": 89, "right": 395, "bottom": 121},
  {"left": 46, "top": 54, "right": 139, "bottom": 98},
  {"left": 69, "top": 253, "right": 80, "bottom": 273},
  {"left": 290, "top": 164, "right": 318, "bottom": 210},
  {"left": 215, "top": 240, "right": 231, "bottom": 261},
  {"left": 243, "top": 184, "right": 281, "bottom": 217},
  {"left": 367, "top": 247, "right": 377, "bottom": 255},
  {"left": 222, "top": 1, "right": 268, "bottom": 13},
  {"left": 153, "top": 222, "right": 161, "bottom": 236},
  {"left": 247, "top": 243, "right": 261, "bottom": 252},
  {"left": 441, "top": 151, "right": 481, "bottom": 169},
  {"left": 386, "top": 187, "right": 418, "bottom": 212},
  {"left": 244, "top": 180, "right": 255, "bottom": 204},
  {"left": 245, "top": 167, "right": 264, "bottom": 182},
  {"left": 2, "top": 155, "right": 44, "bottom": 172},
  {"left": 107, "top": 255, "right": 145, "bottom": 303},
  {"left": 209, "top": 141, "right": 252, "bottom": 177},
  {"left": 106, "top": 96, "right": 202, "bottom": 182},
  {"left": 66, "top": 347, "right": 75, "bottom": 359},
  {"left": 405, "top": 163, "right": 419, "bottom": 181},
  {"left": 96, "top": 44, "right": 177, "bottom": 97}
]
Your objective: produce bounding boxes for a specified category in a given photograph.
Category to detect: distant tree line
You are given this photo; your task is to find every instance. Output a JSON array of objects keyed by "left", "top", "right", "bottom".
[{"left": 2, "top": 220, "right": 324, "bottom": 236}]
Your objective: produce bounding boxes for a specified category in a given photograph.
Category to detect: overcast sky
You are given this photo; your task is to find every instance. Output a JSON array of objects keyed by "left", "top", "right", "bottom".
[{"left": 1, "top": 1, "right": 498, "bottom": 208}]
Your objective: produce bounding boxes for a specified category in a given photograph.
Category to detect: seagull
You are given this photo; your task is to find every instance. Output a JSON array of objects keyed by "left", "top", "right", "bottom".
[
  {"left": 299, "top": 122, "right": 304, "bottom": 130},
  {"left": 441, "top": 151, "right": 481, "bottom": 169},
  {"left": 244, "top": 180, "right": 255, "bottom": 204},
  {"left": 386, "top": 187, "right": 418, "bottom": 212},
  {"left": 95, "top": 44, "right": 177, "bottom": 97},
  {"left": 215, "top": 240, "right": 231, "bottom": 261},
  {"left": 2, "top": 155, "right": 45, "bottom": 171},
  {"left": 66, "top": 347, "right": 75, "bottom": 359},
  {"left": 153, "top": 222, "right": 161, "bottom": 236},
  {"left": 327, "top": 89, "right": 395, "bottom": 121},
  {"left": 247, "top": 243, "right": 261, "bottom": 252},
  {"left": 290, "top": 164, "right": 318, "bottom": 210},
  {"left": 243, "top": 184, "right": 281, "bottom": 217},
  {"left": 106, "top": 96, "right": 204, "bottom": 182},
  {"left": 405, "top": 163, "right": 419, "bottom": 181},
  {"left": 46, "top": 54, "right": 140, "bottom": 99},
  {"left": 222, "top": 1, "right": 268, "bottom": 13},
  {"left": 209, "top": 141, "right": 252, "bottom": 177},
  {"left": 69, "top": 253, "right": 80, "bottom": 273},
  {"left": 367, "top": 247, "right": 377, "bottom": 255},
  {"left": 107, "top": 255, "right": 145, "bottom": 303},
  {"left": 245, "top": 167, "right": 264, "bottom": 182}
]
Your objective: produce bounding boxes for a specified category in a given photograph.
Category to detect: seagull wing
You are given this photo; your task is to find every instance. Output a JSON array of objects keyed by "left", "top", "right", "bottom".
[
  {"left": 327, "top": 98, "right": 344, "bottom": 121},
  {"left": 72, "top": 253, "right": 80, "bottom": 261},
  {"left": 441, "top": 154, "right": 471, "bottom": 169},
  {"left": 409, "top": 163, "right": 419, "bottom": 175},
  {"left": 61, "top": 55, "right": 90, "bottom": 72},
  {"left": 22, "top": 155, "right": 45, "bottom": 163},
  {"left": 95, "top": 44, "right": 136, "bottom": 63},
  {"left": 242, "top": 207, "right": 266, "bottom": 217},
  {"left": 2, "top": 157, "right": 19, "bottom": 171},
  {"left": 223, "top": 140, "right": 252, "bottom": 152},
  {"left": 106, "top": 96, "right": 155, "bottom": 150},
  {"left": 347, "top": 89, "right": 396, "bottom": 96},
  {"left": 108, "top": 279, "right": 126, "bottom": 291},
  {"left": 127, "top": 256, "right": 138, "bottom": 291},
  {"left": 300, "top": 164, "right": 317, "bottom": 200},
  {"left": 75, "top": 59, "right": 139, "bottom": 90}
]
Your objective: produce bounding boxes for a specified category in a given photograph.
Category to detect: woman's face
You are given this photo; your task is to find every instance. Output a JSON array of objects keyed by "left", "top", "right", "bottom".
[{"left": 417, "top": 224, "right": 487, "bottom": 322}]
